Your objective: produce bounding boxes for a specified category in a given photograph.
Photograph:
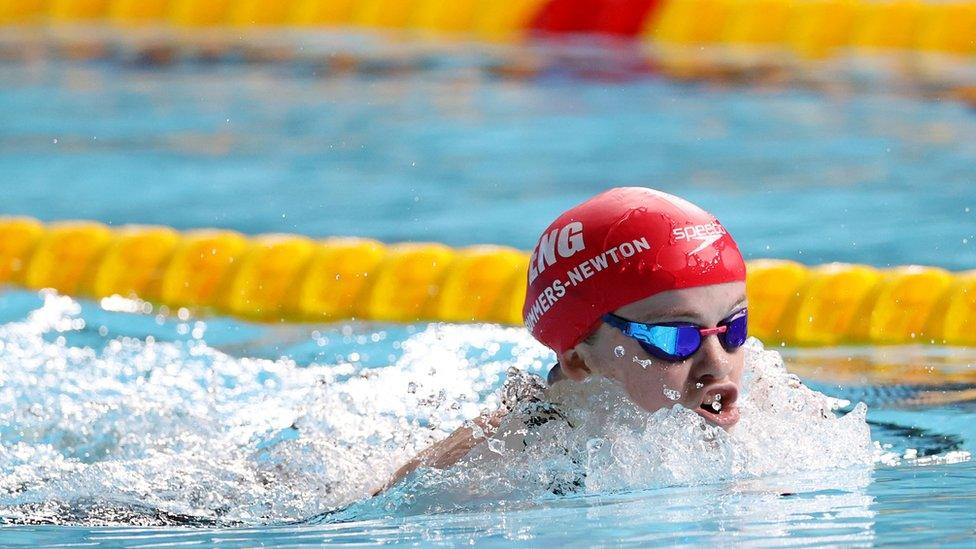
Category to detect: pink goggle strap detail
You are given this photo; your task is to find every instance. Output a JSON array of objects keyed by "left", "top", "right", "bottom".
[{"left": 698, "top": 325, "right": 728, "bottom": 337}]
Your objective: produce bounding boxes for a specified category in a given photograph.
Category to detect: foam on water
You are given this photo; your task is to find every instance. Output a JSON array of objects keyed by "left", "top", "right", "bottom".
[
  {"left": 0, "top": 292, "right": 547, "bottom": 525},
  {"left": 0, "top": 291, "right": 925, "bottom": 526},
  {"left": 351, "top": 341, "right": 876, "bottom": 518}
]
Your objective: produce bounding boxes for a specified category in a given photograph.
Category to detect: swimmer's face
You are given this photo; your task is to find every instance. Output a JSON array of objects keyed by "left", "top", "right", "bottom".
[{"left": 559, "top": 282, "right": 747, "bottom": 430}]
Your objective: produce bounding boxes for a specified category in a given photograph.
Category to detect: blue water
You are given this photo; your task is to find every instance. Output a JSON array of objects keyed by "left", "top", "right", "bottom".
[
  {"left": 1, "top": 48, "right": 974, "bottom": 269},
  {"left": 7, "top": 463, "right": 976, "bottom": 546},
  {"left": 0, "top": 289, "right": 973, "bottom": 546},
  {"left": 1, "top": 35, "right": 976, "bottom": 546}
]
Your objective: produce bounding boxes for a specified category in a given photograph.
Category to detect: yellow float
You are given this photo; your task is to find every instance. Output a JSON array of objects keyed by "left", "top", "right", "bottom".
[{"left": 0, "top": 216, "right": 970, "bottom": 346}]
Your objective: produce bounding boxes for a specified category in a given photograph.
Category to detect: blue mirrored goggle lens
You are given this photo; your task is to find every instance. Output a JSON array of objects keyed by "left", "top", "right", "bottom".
[
  {"left": 604, "top": 309, "right": 748, "bottom": 363},
  {"left": 635, "top": 324, "right": 702, "bottom": 361},
  {"left": 720, "top": 312, "right": 748, "bottom": 351},
  {"left": 674, "top": 326, "right": 706, "bottom": 358}
]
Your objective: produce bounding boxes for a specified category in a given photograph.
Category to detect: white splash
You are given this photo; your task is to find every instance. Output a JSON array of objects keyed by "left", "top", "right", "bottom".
[
  {"left": 0, "top": 292, "right": 550, "bottom": 525},
  {"left": 662, "top": 386, "right": 681, "bottom": 401},
  {"left": 372, "top": 339, "right": 879, "bottom": 512},
  {"left": 0, "top": 292, "right": 915, "bottom": 526}
]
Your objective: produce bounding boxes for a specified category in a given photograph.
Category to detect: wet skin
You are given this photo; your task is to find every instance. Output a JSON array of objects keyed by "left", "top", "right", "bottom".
[{"left": 558, "top": 282, "right": 747, "bottom": 430}]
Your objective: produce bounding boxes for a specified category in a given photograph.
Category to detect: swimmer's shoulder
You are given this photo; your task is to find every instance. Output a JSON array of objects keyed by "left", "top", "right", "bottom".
[{"left": 502, "top": 369, "right": 577, "bottom": 437}]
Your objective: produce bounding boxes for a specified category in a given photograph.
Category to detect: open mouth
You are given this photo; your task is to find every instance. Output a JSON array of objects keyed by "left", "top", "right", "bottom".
[{"left": 695, "top": 384, "right": 740, "bottom": 429}]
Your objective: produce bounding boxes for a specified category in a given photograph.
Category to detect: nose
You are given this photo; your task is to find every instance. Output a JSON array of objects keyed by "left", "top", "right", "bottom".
[{"left": 691, "top": 333, "right": 734, "bottom": 383}]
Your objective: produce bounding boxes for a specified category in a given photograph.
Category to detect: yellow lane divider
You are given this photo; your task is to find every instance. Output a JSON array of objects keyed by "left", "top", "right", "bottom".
[
  {"left": 0, "top": 216, "right": 973, "bottom": 346},
  {"left": 22, "top": 220, "right": 113, "bottom": 296},
  {"left": 156, "top": 229, "right": 249, "bottom": 308},
  {"left": 3, "top": 0, "right": 974, "bottom": 58},
  {"left": 646, "top": 0, "right": 976, "bottom": 59},
  {"left": 4, "top": 0, "right": 545, "bottom": 42}
]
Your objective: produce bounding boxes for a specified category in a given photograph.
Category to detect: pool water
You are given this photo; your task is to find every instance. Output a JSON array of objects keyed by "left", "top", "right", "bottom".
[
  {"left": 2, "top": 48, "right": 975, "bottom": 269},
  {"left": 0, "top": 290, "right": 973, "bottom": 546},
  {"left": 1, "top": 36, "right": 976, "bottom": 546}
]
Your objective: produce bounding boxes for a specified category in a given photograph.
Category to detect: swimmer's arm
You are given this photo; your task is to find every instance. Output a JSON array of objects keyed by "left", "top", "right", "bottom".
[{"left": 377, "top": 409, "right": 506, "bottom": 494}]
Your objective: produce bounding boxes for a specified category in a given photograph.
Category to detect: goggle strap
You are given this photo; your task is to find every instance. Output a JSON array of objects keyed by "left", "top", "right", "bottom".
[{"left": 698, "top": 325, "right": 728, "bottom": 336}]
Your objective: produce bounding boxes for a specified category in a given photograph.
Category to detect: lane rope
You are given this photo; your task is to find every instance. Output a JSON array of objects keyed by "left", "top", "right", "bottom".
[
  {"left": 1, "top": 0, "right": 973, "bottom": 58},
  {"left": 1, "top": 216, "right": 972, "bottom": 346}
]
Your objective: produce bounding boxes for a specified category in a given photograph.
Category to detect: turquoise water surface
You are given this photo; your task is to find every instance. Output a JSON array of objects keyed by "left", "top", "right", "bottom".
[{"left": 1, "top": 37, "right": 976, "bottom": 546}]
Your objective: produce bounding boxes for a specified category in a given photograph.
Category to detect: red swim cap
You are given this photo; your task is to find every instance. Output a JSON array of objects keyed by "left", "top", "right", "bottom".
[{"left": 522, "top": 187, "right": 746, "bottom": 353}]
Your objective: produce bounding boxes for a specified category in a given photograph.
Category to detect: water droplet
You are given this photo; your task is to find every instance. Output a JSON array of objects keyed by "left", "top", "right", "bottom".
[
  {"left": 663, "top": 386, "right": 681, "bottom": 401},
  {"left": 466, "top": 421, "right": 485, "bottom": 439},
  {"left": 586, "top": 438, "right": 605, "bottom": 454},
  {"left": 714, "top": 393, "right": 722, "bottom": 401},
  {"left": 711, "top": 401, "right": 722, "bottom": 412},
  {"left": 407, "top": 381, "right": 417, "bottom": 394},
  {"left": 633, "top": 356, "right": 653, "bottom": 369},
  {"left": 613, "top": 345, "right": 625, "bottom": 358},
  {"left": 695, "top": 382, "right": 704, "bottom": 389},
  {"left": 487, "top": 438, "right": 505, "bottom": 454}
]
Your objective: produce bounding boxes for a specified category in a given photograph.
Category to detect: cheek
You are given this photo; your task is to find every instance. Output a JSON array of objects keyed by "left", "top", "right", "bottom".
[
  {"left": 582, "top": 330, "right": 641, "bottom": 380},
  {"left": 583, "top": 332, "right": 698, "bottom": 412},
  {"left": 729, "top": 350, "right": 746, "bottom": 383},
  {"left": 619, "top": 360, "right": 694, "bottom": 411}
]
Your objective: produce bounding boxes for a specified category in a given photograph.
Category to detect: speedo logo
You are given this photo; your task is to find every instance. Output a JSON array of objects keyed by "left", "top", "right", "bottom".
[
  {"left": 528, "top": 221, "right": 585, "bottom": 284},
  {"left": 673, "top": 222, "right": 727, "bottom": 254}
]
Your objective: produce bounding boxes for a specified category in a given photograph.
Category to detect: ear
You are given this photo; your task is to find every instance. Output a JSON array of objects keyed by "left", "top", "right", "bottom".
[{"left": 557, "top": 348, "right": 591, "bottom": 381}]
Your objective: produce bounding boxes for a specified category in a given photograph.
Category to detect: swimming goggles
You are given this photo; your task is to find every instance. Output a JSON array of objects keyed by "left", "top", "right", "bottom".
[{"left": 602, "top": 309, "right": 748, "bottom": 362}]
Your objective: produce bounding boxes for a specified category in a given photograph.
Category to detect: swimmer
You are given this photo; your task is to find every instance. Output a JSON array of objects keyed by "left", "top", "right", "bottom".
[{"left": 383, "top": 187, "right": 747, "bottom": 490}]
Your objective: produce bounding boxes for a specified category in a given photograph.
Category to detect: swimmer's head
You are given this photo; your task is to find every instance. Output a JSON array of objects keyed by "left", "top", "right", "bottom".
[{"left": 522, "top": 187, "right": 747, "bottom": 428}]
